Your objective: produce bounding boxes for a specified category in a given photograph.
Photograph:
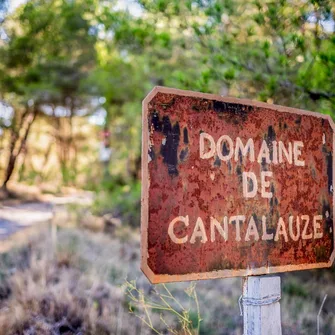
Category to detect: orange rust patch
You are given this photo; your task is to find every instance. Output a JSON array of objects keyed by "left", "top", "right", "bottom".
[{"left": 141, "top": 87, "right": 335, "bottom": 283}]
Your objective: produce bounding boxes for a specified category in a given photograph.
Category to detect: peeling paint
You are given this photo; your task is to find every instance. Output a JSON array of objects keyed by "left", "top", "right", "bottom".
[{"left": 141, "top": 87, "right": 335, "bottom": 283}]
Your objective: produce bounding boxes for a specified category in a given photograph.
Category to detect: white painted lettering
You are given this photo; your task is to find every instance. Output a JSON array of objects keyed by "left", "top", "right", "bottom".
[
  {"left": 261, "top": 171, "right": 273, "bottom": 198},
  {"left": 278, "top": 141, "right": 293, "bottom": 164},
  {"left": 210, "top": 216, "right": 228, "bottom": 242},
  {"left": 245, "top": 216, "right": 260, "bottom": 241},
  {"left": 190, "top": 217, "right": 208, "bottom": 243},
  {"left": 168, "top": 215, "right": 189, "bottom": 244},
  {"left": 257, "top": 140, "right": 271, "bottom": 164},
  {"left": 274, "top": 217, "right": 288, "bottom": 242},
  {"left": 229, "top": 215, "right": 245, "bottom": 242},
  {"left": 293, "top": 141, "right": 305, "bottom": 166},
  {"left": 217, "top": 135, "right": 234, "bottom": 161},
  {"left": 288, "top": 216, "right": 300, "bottom": 241},
  {"left": 243, "top": 172, "right": 258, "bottom": 198},
  {"left": 272, "top": 141, "right": 278, "bottom": 164},
  {"left": 301, "top": 215, "right": 313, "bottom": 239},
  {"left": 200, "top": 132, "right": 216, "bottom": 159},
  {"left": 261, "top": 216, "right": 273, "bottom": 240},
  {"left": 313, "top": 215, "right": 323, "bottom": 239},
  {"left": 235, "top": 137, "right": 255, "bottom": 162}
]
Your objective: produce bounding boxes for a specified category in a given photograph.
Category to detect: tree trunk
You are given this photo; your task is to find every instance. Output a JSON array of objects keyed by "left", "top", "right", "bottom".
[{"left": 1, "top": 108, "right": 37, "bottom": 191}]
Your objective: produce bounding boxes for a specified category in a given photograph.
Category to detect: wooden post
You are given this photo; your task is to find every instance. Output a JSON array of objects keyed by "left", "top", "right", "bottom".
[
  {"left": 242, "top": 276, "right": 282, "bottom": 335},
  {"left": 51, "top": 210, "right": 57, "bottom": 259}
]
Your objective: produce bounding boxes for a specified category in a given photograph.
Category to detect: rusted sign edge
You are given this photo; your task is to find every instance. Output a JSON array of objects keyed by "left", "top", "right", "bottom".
[{"left": 141, "top": 86, "right": 335, "bottom": 284}]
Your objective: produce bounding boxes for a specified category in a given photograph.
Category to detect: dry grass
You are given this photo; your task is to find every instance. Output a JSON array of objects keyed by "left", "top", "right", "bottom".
[
  {"left": 0, "top": 223, "right": 333, "bottom": 335},
  {"left": 0, "top": 228, "right": 144, "bottom": 335}
]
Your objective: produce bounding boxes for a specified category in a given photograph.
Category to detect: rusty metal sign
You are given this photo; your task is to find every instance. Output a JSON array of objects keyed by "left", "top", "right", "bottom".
[{"left": 141, "top": 86, "right": 335, "bottom": 284}]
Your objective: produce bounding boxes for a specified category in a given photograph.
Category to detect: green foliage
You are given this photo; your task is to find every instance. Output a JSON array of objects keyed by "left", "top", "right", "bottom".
[
  {"left": 283, "top": 279, "right": 308, "bottom": 298},
  {"left": 1, "top": 0, "right": 98, "bottom": 103},
  {"left": 92, "top": 179, "right": 141, "bottom": 227},
  {"left": 131, "top": 0, "right": 335, "bottom": 113},
  {"left": 1, "top": 0, "right": 335, "bottom": 196}
]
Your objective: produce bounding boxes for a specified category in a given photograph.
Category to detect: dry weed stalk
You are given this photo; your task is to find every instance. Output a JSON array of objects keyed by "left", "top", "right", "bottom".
[{"left": 123, "top": 280, "right": 202, "bottom": 335}]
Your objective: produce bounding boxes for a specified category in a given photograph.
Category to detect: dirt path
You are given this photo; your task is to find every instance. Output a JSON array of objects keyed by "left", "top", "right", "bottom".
[
  {"left": 0, "top": 190, "right": 93, "bottom": 248},
  {"left": 0, "top": 202, "right": 54, "bottom": 239}
]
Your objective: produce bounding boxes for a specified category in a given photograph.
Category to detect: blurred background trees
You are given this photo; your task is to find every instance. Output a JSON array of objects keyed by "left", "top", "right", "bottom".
[
  {"left": 0, "top": 1, "right": 335, "bottom": 334},
  {"left": 0, "top": 0, "right": 334, "bottom": 201}
]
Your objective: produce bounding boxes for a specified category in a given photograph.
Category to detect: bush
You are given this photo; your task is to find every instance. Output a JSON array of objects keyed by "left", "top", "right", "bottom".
[{"left": 92, "top": 179, "right": 141, "bottom": 228}]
